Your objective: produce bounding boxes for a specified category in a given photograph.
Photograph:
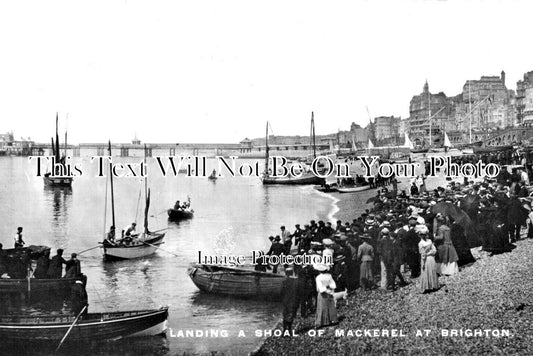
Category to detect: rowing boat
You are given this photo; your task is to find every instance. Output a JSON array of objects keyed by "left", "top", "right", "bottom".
[
  {"left": 0, "top": 307, "right": 168, "bottom": 344},
  {"left": 337, "top": 185, "right": 371, "bottom": 193},
  {"left": 167, "top": 208, "right": 194, "bottom": 221},
  {"left": 188, "top": 264, "right": 285, "bottom": 300}
]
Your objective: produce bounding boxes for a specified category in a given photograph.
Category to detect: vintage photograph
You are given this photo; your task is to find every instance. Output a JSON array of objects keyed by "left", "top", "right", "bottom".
[{"left": 1, "top": 0, "right": 533, "bottom": 355}]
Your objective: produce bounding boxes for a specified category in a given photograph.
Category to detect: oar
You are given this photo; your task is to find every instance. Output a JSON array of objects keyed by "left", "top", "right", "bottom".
[
  {"left": 55, "top": 305, "right": 88, "bottom": 352},
  {"left": 141, "top": 241, "right": 179, "bottom": 257},
  {"left": 77, "top": 245, "right": 102, "bottom": 255},
  {"left": 150, "top": 228, "right": 169, "bottom": 234}
]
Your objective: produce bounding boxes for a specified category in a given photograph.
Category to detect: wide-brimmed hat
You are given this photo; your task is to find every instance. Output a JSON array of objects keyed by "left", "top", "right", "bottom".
[
  {"left": 415, "top": 225, "right": 429, "bottom": 235},
  {"left": 313, "top": 263, "right": 329, "bottom": 272},
  {"left": 322, "top": 238, "right": 334, "bottom": 245}
]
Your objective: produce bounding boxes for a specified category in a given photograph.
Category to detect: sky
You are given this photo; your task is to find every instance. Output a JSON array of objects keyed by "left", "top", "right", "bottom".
[{"left": 0, "top": 0, "right": 532, "bottom": 144}]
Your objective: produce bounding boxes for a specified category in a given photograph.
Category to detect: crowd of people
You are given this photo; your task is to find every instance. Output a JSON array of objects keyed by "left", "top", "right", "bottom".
[{"left": 264, "top": 152, "right": 533, "bottom": 332}]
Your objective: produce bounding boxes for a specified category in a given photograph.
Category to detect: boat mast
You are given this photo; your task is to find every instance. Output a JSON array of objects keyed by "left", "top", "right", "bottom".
[
  {"left": 265, "top": 121, "right": 269, "bottom": 175},
  {"left": 64, "top": 114, "right": 68, "bottom": 158},
  {"left": 468, "top": 81, "right": 472, "bottom": 144},
  {"left": 143, "top": 144, "right": 149, "bottom": 234},
  {"left": 55, "top": 113, "right": 60, "bottom": 163},
  {"left": 107, "top": 141, "right": 116, "bottom": 230},
  {"left": 311, "top": 112, "right": 316, "bottom": 158}
]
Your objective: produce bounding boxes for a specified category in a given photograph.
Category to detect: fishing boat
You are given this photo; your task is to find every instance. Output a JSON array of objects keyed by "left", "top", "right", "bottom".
[
  {"left": 0, "top": 307, "right": 169, "bottom": 344},
  {"left": 188, "top": 264, "right": 285, "bottom": 300},
  {"left": 262, "top": 113, "right": 325, "bottom": 186},
  {"left": 0, "top": 246, "right": 86, "bottom": 296},
  {"left": 43, "top": 113, "right": 73, "bottom": 187},
  {"left": 100, "top": 142, "right": 166, "bottom": 260},
  {"left": 337, "top": 185, "right": 371, "bottom": 193}
]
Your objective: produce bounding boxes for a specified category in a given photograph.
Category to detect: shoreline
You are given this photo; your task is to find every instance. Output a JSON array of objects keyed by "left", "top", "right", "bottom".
[{"left": 253, "top": 237, "right": 533, "bottom": 355}]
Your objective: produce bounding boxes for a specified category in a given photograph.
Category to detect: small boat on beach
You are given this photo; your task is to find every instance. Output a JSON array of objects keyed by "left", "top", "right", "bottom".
[
  {"left": 337, "top": 185, "right": 371, "bottom": 193},
  {"left": 0, "top": 307, "right": 169, "bottom": 345},
  {"left": 188, "top": 264, "right": 285, "bottom": 300},
  {"left": 314, "top": 183, "right": 339, "bottom": 193}
]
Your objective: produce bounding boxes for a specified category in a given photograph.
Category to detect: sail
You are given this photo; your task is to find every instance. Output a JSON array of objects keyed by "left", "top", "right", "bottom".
[
  {"left": 368, "top": 139, "right": 374, "bottom": 149},
  {"left": 144, "top": 188, "right": 151, "bottom": 233},
  {"left": 352, "top": 135, "right": 357, "bottom": 151},
  {"left": 443, "top": 131, "right": 451, "bottom": 147},
  {"left": 403, "top": 132, "right": 414, "bottom": 149}
]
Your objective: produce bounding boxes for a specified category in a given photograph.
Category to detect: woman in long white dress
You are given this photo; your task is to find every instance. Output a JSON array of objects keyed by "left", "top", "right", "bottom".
[
  {"left": 417, "top": 225, "right": 439, "bottom": 293},
  {"left": 314, "top": 265, "right": 338, "bottom": 328}
]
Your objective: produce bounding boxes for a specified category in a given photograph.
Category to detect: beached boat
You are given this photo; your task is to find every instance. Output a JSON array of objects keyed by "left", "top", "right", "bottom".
[
  {"left": 262, "top": 113, "right": 325, "bottom": 186},
  {"left": 188, "top": 264, "right": 285, "bottom": 300},
  {"left": 0, "top": 307, "right": 168, "bottom": 344},
  {"left": 167, "top": 208, "right": 194, "bottom": 221},
  {"left": 100, "top": 142, "right": 166, "bottom": 260},
  {"left": 314, "top": 183, "right": 339, "bottom": 193},
  {"left": 472, "top": 145, "right": 513, "bottom": 154},
  {"left": 337, "top": 185, "right": 371, "bottom": 193}
]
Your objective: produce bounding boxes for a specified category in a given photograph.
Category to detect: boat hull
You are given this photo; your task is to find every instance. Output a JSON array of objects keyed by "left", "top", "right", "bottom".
[
  {"left": 337, "top": 185, "right": 371, "bottom": 193},
  {"left": 188, "top": 264, "right": 285, "bottom": 300},
  {"left": 167, "top": 208, "right": 194, "bottom": 221},
  {"left": 0, "top": 275, "right": 86, "bottom": 295},
  {"left": 43, "top": 175, "right": 73, "bottom": 187},
  {"left": 262, "top": 174, "right": 324, "bottom": 185},
  {"left": 0, "top": 307, "right": 169, "bottom": 343},
  {"left": 472, "top": 145, "right": 513, "bottom": 154},
  {"left": 102, "top": 234, "right": 165, "bottom": 260}
]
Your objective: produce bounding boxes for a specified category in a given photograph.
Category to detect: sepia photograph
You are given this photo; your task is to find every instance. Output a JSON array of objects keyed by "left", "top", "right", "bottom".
[{"left": 1, "top": 0, "right": 533, "bottom": 355}]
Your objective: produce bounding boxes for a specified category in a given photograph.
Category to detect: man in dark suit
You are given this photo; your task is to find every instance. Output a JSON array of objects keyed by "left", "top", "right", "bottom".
[
  {"left": 267, "top": 236, "right": 285, "bottom": 274},
  {"left": 402, "top": 220, "right": 420, "bottom": 278}
]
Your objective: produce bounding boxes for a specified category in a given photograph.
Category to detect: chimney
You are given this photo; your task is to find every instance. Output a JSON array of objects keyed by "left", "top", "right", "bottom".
[{"left": 501, "top": 70, "right": 506, "bottom": 86}]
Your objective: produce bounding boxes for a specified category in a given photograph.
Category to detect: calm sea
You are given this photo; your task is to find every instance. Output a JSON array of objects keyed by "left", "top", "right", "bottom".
[{"left": 0, "top": 156, "right": 336, "bottom": 355}]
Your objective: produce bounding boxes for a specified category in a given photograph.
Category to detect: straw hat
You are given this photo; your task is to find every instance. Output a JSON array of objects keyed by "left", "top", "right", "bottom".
[{"left": 322, "top": 238, "right": 334, "bottom": 245}]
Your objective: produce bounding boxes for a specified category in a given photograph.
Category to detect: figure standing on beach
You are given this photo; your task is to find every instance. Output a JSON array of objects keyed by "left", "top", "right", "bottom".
[
  {"left": 314, "top": 264, "right": 338, "bottom": 328},
  {"left": 418, "top": 225, "right": 439, "bottom": 293},
  {"left": 357, "top": 234, "right": 374, "bottom": 290}
]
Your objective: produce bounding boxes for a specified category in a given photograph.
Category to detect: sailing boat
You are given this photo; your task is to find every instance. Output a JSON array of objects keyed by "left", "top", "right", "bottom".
[
  {"left": 100, "top": 142, "right": 166, "bottom": 260},
  {"left": 43, "top": 113, "right": 73, "bottom": 187},
  {"left": 262, "top": 112, "right": 325, "bottom": 185}
]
